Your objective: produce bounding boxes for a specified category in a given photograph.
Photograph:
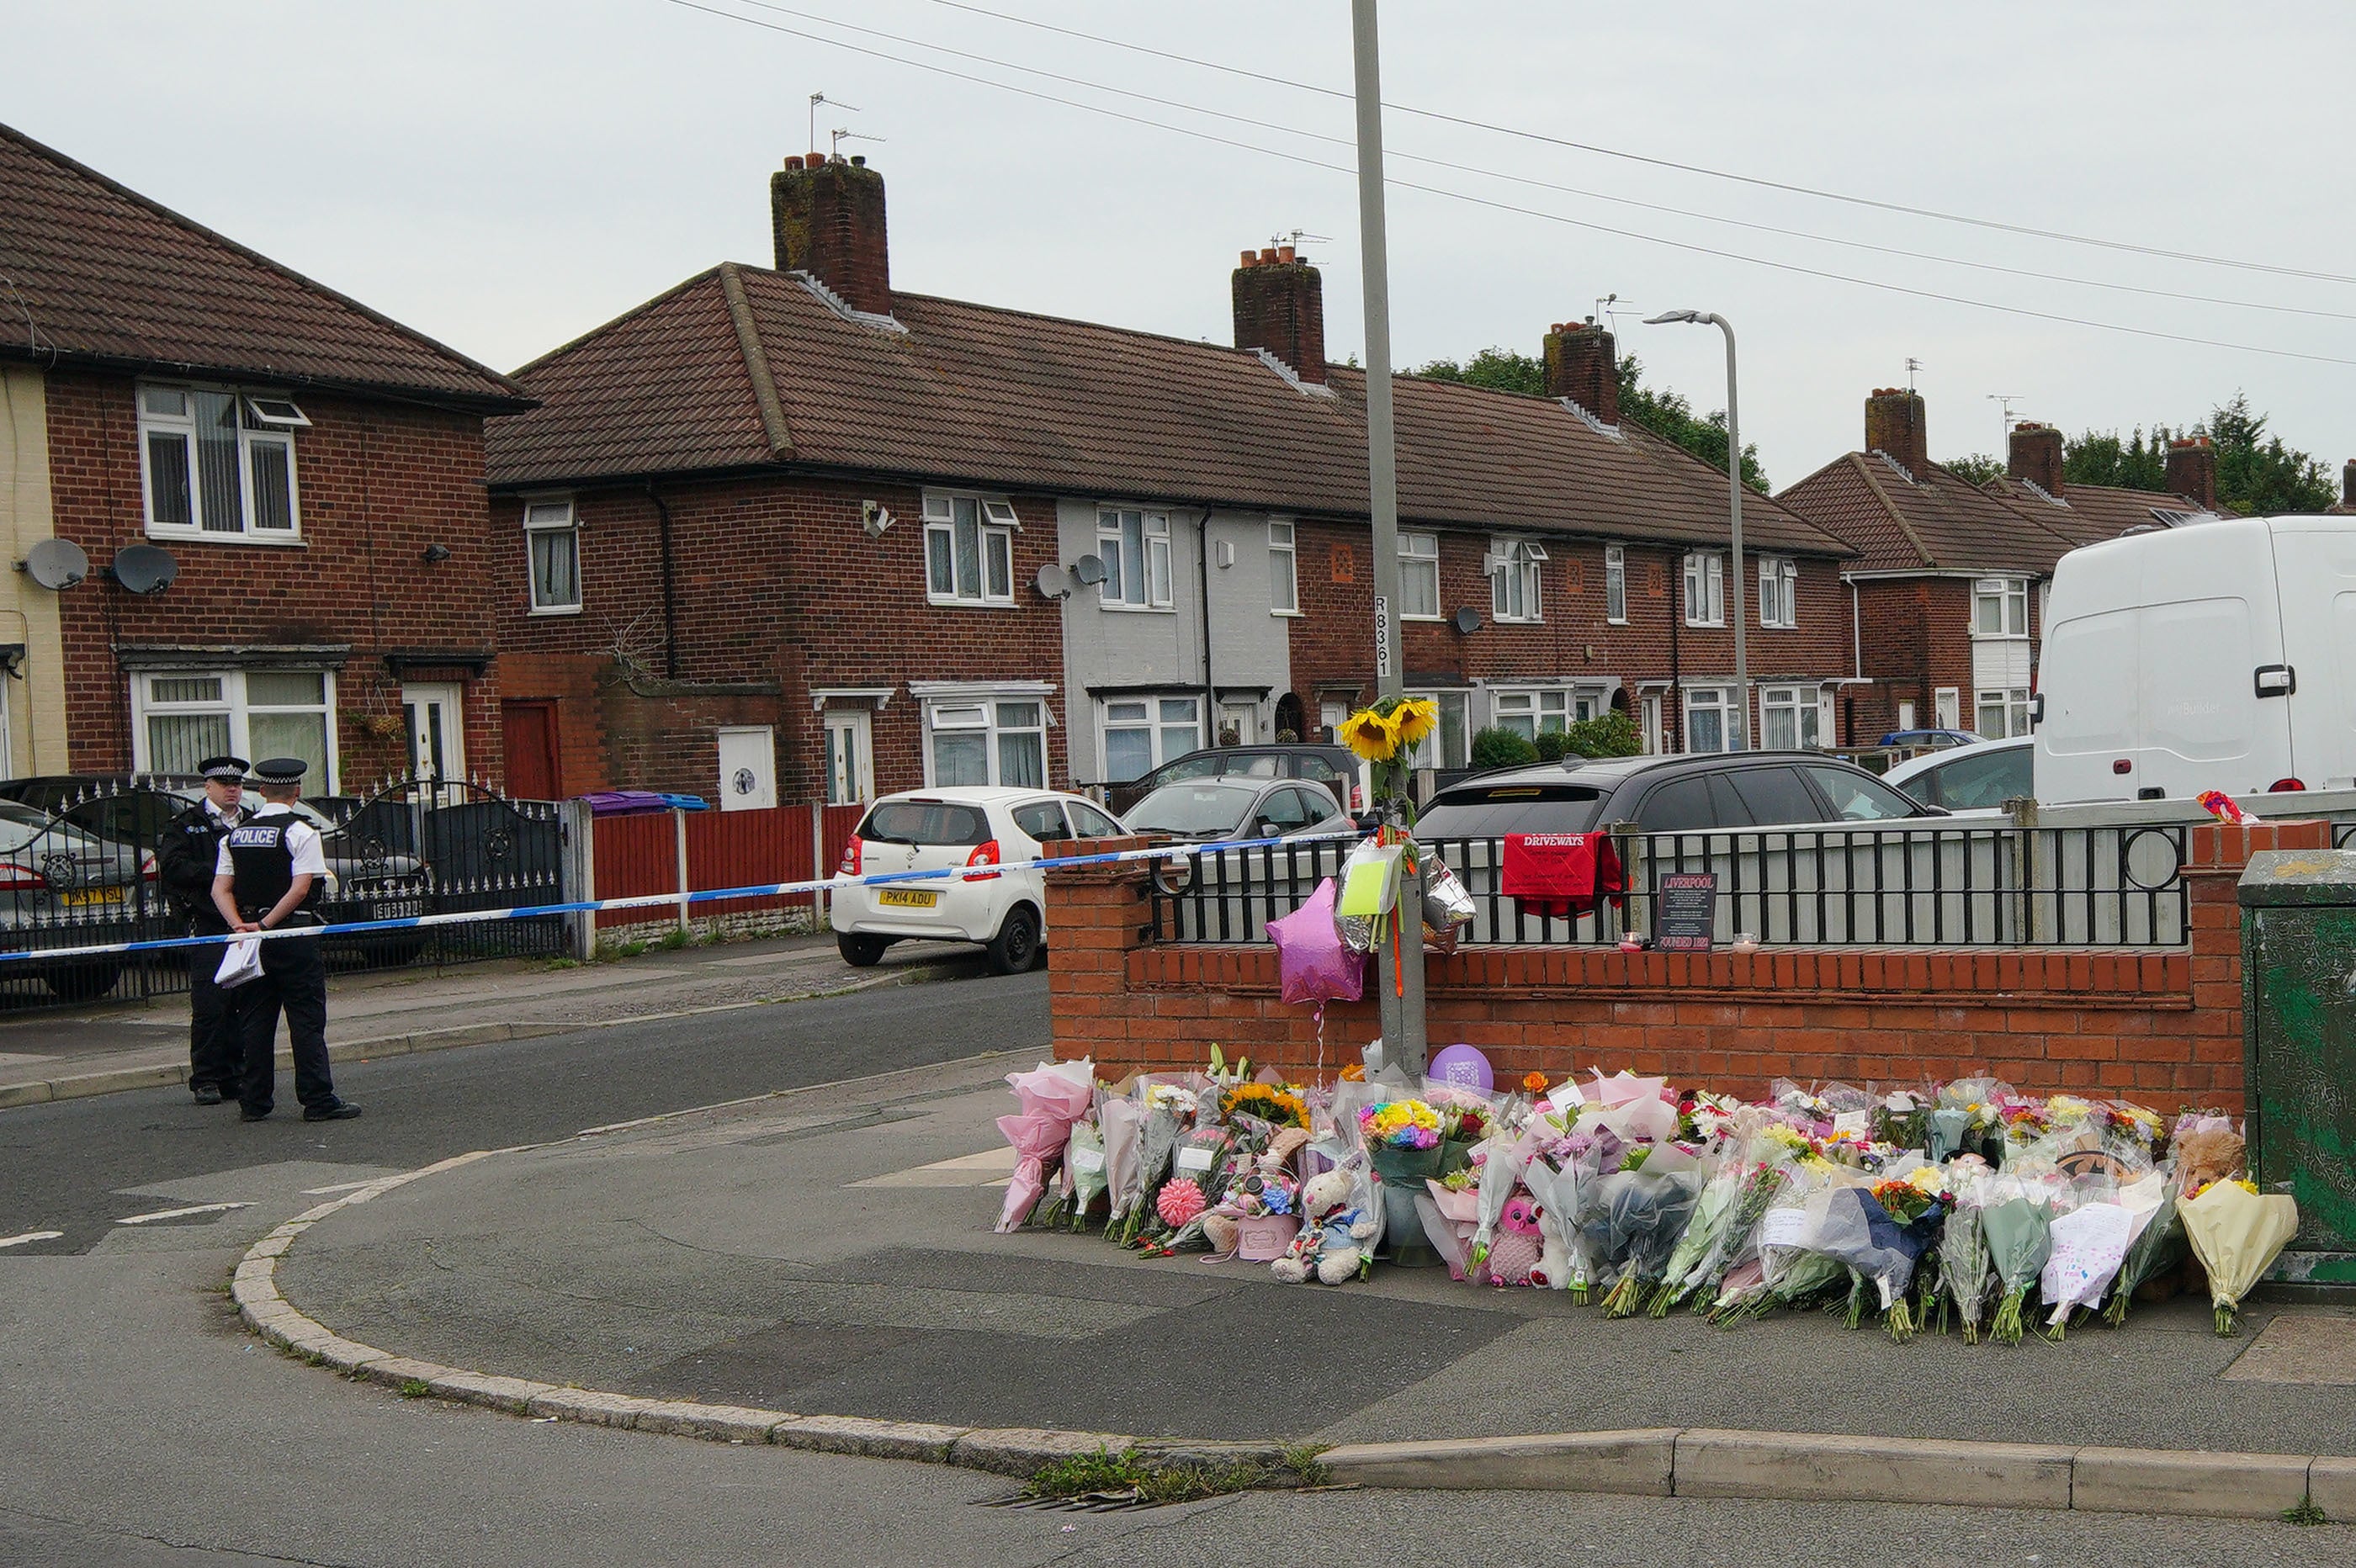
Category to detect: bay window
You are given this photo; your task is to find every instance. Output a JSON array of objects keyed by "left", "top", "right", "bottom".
[
  {"left": 138, "top": 384, "right": 305, "bottom": 540},
  {"left": 927, "top": 699, "right": 1046, "bottom": 787},
  {"left": 923, "top": 492, "right": 1018, "bottom": 606},
  {"left": 1760, "top": 685, "right": 1825, "bottom": 750},
  {"left": 1493, "top": 688, "right": 1570, "bottom": 740}
]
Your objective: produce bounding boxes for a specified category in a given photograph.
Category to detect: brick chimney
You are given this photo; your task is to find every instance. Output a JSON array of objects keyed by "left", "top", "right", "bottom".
[
  {"left": 1232, "top": 246, "right": 1325, "bottom": 384},
  {"left": 2167, "top": 436, "right": 2220, "bottom": 511},
  {"left": 2342, "top": 458, "right": 2355, "bottom": 510},
  {"left": 1865, "top": 389, "right": 1929, "bottom": 480},
  {"left": 771, "top": 153, "right": 889, "bottom": 316},
  {"left": 1542, "top": 320, "right": 1618, "bottom": 424},
  {"left": 2008, "top": 421, "right": 2065, "bottom": 497}
]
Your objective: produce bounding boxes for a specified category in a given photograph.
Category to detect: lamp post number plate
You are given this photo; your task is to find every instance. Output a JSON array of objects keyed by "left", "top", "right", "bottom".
[{"left": 1373, "top": 594, "right": 1393, "bottom": 681}]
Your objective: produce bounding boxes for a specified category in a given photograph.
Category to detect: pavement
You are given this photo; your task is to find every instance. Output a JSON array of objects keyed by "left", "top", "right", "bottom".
[
  {"left": 0, "top": 929, "right": 980, "bottom": 1108},
  {"left": 259, "top": 1050, "right": 2356, "bottom": 1514}
]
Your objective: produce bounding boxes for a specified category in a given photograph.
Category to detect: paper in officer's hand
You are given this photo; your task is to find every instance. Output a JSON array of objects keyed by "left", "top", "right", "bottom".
[{"left": 215, "top": 935, "right": 263, "bottom": 989}]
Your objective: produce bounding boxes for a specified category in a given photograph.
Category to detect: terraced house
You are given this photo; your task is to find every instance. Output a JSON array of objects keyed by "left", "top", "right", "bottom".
[
  {"left": 0, "top": 123, "right": 529, "bottom": 792},
  {"left": 486, "top": 155, "right": 1858, "bottom": 808}
]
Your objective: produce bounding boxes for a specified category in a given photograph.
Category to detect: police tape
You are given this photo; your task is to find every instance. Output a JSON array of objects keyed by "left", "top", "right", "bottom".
[{"left": 0, "top": 826, "right": 1372, "bottom": 964}]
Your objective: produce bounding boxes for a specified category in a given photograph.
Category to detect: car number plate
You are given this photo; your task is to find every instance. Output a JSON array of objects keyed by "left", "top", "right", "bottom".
[
  {"left": 61, "top": 888, "right": 123, "bottom": 908},
  {"left": 878, "top": 888, "right": 938, "bottom": 908},
  {"left": 374, "top": 900, "right": 425, "bottom": 920}
]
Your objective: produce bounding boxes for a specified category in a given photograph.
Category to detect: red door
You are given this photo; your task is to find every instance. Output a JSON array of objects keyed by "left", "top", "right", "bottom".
[{"left": 501, "top": 702, "right": 561, "bottom": 800}]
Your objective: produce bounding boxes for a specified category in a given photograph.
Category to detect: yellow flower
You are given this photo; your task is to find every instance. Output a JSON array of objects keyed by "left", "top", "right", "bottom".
[
  {"left": 1340, "top": 706, "right": 1399, "bottom": 762},
  {"left": 1392, "top": 697, "right": 1439, "bottom": 748}
]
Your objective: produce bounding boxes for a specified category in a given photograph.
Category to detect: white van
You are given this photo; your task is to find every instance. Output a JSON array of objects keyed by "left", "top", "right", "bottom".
[{"left": 2036, "top": 514, "right": 2356, "bottom": 803}]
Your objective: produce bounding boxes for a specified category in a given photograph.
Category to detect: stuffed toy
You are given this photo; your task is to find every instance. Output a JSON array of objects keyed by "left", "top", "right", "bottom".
[
  {"left": 1270, "top": 1168, "right": 1374, "bottom": 1285},
  {"left": 1484, "top": 1193, "right": 1544, "bottom": 1286},
  {"left": 1528, "top": 1200, "right": 1573, "bottom": 1291}
]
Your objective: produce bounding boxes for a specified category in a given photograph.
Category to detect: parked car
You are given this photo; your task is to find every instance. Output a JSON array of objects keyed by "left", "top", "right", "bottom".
[
  {"left": 2038, "top": 513, "right": 2356, "bottom": 802},
  {"left": 1415, "top": 752, "right": 1941, "bottom": 840},
  {"left": 1102, "top": 743, "right": 1366, "bottom": 818},
  {"left": 1884, "top": 737, "right": 2034, "bottom": 816},
  {"left": 1877, "top": 728, "right": 1982, "bottom": 750},
  {"left": 1121, "top": 776, "right": 1350, "bottom": 843},
  {"left": 0, "top": 798, "right": 150, "bottom": 999},
  {"left": 831, "top": 787, "right": 1129, "bottom": 974},
  {"left": 0, "top": 776, "right": 432, "bottom": 963}
]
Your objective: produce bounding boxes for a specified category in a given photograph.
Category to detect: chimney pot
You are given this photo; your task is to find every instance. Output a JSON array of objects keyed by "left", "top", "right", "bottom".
[
  {"left": 1231, "top": 245, "right": 1326, "bottom": 384},
  {"left": 2008, "top": 419, "right": 2065, "bottom": 497},
  {"left": 1239, "top": 249, "right": 1256, "bottom": 268},
  {"left": 772, "top": 155, "right": 891, "bottom": 315},
  {"left": 1259, "top": 246, "right": 1279, "bottom": 265},
  {"left": 783, "top": 155, "right": 803, "bottom": 172},
  {"left": 1865, "top": 388, "right": 1930, "bottom": 479},
  {"left": 1276, "top": 243, "right": 1296, "bottom": 263},
  {"left": 1543, "top": 317, "right": 1619, "bottom": 424}
]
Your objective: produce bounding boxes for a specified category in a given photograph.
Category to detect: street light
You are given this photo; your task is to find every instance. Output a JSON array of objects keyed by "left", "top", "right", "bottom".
[{"left": 1645, "top": 310, "right": 1748, "bottom": 752}]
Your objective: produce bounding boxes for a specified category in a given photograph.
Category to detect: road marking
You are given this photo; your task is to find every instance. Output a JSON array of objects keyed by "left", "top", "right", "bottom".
[
  {"left": 114, "top": 1202, "right": 251, "bottom": 1226},
  {"left": 299, "top": 1180, "right": 377, "bottom": 1195},
  {"left": 850, "top": 1147, "right": 1019, "bottom": 1189},
  {"left": 0, "top": 1230, "right": 64, "bottom": 1249}
]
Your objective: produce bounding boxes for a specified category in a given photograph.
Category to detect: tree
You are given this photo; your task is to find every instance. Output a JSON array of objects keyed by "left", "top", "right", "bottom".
[
  {"left": 1942, "top": 453, "right": 2006, "bottom": 486},
  {"left": 1409, "top": 349, "right": 1770, "bottom": 490},
  {"left": 2059, "top": 396, "right": 2332, "bottom": 515},
  {"left": 1470, "top": 726, "right": 1539, "bottom": 770},
  {"left": 2064, "top": 427, "right": 2173, "bottom": 491},
  {"left": 1563, "top": 711, "right": 1643, "bottom": 759}
]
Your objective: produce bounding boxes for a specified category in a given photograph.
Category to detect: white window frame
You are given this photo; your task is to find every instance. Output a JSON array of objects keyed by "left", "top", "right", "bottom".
[
  {"left": 1492, "top": 687, "right": 1571, "bottom": 741},
  {"left": 1683, "top": 552, "right": 1726, "bottom": 627},
  {"left": 1759, "top": 684, "right": 1823, "bottom": 750},
  {"left": 1096, "top": 506, "right": 1173, "bottom": 612},
  {"left": 136, "top": 382, "right": 305, "bottom": 543},
  {"left": 1682, "top": 686, "right": 1733, "bottom": 754},
  {"left": 1604, "top": 544, "right": 1627, "bottom": 624},
  {"left": 1099, "top": 695, "right": 1202, "bottom": 783},
  {"left": 1401, "top": 688, "right": 1471, "bottom": 771},
  {"left": 924, "top": 697, "right": 1047, "bottom": 787},
  {"left": 130, "top": 668, "right": 340, "bottom": 792},
  {"left": 1488, "top": 537, "right": 1545, "bottom": 624},
  {"left": 1269, "top": 519, "right": 1298, "bottom": 615},
  {"left": 1399, "top": 531, "right": 1441, "bottom": 621},
  {"left": 1758, "top": 556, "right": 1797, "bottom": 629},
  {"left": 1972, "top": 576, "right": 2030, "bottom": 639},
  {"left": 1976, "top": 686, "right": 2034, "bottom": 739},
  {"left": 921, "top": 491, "right": 1019, "bottom": 607},
  {"left": 523, "top": 499, "right": 581, "bottom": 615}
]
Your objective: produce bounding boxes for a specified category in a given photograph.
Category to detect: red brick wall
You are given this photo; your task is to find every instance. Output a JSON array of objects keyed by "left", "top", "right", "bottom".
[
  {"left": 1286, "top": 521, "right": 1852, "bottom": 742},
  {"left": 1044, "top": 821, "right": 2321, "bottom": 1115},
  {"left": 42, "top": 368, "right": 505, "bottom": 789},
  {"left": 1849, "top": 576, "right": 2050, "bottom": 741},
  {"left": 494, "top": 473, "right": 1066, "bottom": 798}
]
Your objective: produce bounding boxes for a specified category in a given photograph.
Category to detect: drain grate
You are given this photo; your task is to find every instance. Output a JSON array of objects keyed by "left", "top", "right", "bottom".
[{"left": 978, "top": 1488, "right": 1166, "bottom": 1514}]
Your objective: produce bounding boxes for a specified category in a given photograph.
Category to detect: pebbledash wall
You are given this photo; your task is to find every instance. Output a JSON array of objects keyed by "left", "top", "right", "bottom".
[{"left": 1043, "top": 821, "right": 2324, "bottom": 1115}]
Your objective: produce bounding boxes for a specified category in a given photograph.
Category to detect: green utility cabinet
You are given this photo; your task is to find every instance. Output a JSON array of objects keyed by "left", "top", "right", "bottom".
[{"left": 2239, "top": 849, "right": 2356, "bottom": 1282}]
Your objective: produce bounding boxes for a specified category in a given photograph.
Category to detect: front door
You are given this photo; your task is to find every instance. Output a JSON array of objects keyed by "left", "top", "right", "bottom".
[
  {"left": 717, "top": 726, "right": 777, "bottom": 812},
  {"left": 501, "top": 702, "right": 560, "bottom": 799},
  {"left": 403, "top": 682, "right": 466, "bottom": 790},
  {"left": 824, "top": 710, "right": 873, "bottom": 805}
]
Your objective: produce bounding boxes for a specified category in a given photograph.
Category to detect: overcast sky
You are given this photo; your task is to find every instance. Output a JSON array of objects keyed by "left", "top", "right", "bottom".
[{"left": 10, "top": 1, "right": 2353, "bottom": 490}]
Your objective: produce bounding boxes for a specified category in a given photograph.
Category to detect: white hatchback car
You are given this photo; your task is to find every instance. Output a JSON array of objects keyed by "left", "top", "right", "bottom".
[{"left": 830, "top": 787, "right": 1129, "bottom": 973}]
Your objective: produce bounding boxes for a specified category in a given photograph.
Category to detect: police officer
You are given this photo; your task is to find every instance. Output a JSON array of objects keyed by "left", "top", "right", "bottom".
[
  {"left": 159, "top": 755, "right": 248, "bottom": 1105},
  {"left": 210, "top": 758, "right": 360, "bottom": 1123}
]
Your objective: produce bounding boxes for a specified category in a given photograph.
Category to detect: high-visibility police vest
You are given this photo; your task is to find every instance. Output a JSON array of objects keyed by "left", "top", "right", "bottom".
[{"left": 225, "top": 813, "right": 321, "bottom": 920}]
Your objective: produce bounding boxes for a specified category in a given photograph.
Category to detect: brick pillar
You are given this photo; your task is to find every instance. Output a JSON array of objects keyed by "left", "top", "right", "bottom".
[
  {"left": 1542, "top": 320, "right": 1618, "bottom": 423},
  {"left": 1231, "top": 247, "right": 1327, "bottom": 384},
  {"left": 771, "top": 155, "right": 890, "bottom": 315},
  {"left": 2008, "top": 421, "right": 2065, "bottom": 496},
  {"left": 1865, "top": 388, "right": 1929, "bottom": 479},
  {"left": 2181, "top": 818, "right": 2328, "bottom": 1114},
  {"left": 2166, "top": 437, "right": 2220, "bottom": 511},
  {"left": 1042, "top": 837, "right": 1154, "bottom": 1067}
]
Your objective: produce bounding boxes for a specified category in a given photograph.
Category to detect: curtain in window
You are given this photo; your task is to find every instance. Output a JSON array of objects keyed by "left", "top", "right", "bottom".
[
  {"left": 249, "top": 441, "right": 295, "bottom": 532},
  {"left": 933, "top": 731, "right": 988, "bottom": 786},
  {"left": 148, "top": 713, "right": 232, "bottom": 775},
  {"left": 194, "top": 391, "right": 242, "bottom": 532}
]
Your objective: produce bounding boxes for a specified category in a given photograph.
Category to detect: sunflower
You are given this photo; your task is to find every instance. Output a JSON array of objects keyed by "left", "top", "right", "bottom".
[
  {"left": 1391, "top": 697, "right": 1439, "bottom": 748},
  {"left": 1340, "top": 705, "right": 1400, "bottom": 762}
]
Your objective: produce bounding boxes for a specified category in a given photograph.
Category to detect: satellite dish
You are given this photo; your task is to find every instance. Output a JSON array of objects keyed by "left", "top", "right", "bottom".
[
  {"left": 1032, "top": 563, "right": 1069, "bottom": 600},
  {"left": 1453, "top": 606, "right": 1484, "bottom": 635},
  {"left": 1071, "top": 554, "right": 1108, "bottom": 586},
  {"left": 20, "top": 538, "right": 89, "bottom": 591},
  {"left": 109, "top": 543, "right": 179, "bottom": 596}
]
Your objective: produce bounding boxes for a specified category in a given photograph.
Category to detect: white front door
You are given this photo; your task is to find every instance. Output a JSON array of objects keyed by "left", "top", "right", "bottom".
[
  {"left": 1934, "top": 688, "right": 1961, "bottom": 731},
  {"left": 402, "top": 682, "right": 465, "bottom": 788},
  {"left": 1319, "top": 700, "right": 1347, "bottom": 744},
  {"left": 1218, "top": 701, "right": 1257, "bottom": 746},
  {"left": 824, "top": 710, "right": 873, "bottom": 804},
  {"left": 717, "top": 726, "right": 776, "bottom": 811},
  {"left": 1642, "top": 692, "right": 1664, "bottom": 755}
]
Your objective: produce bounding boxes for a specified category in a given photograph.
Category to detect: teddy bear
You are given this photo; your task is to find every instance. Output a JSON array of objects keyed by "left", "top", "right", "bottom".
[
  {"left": 1527, "top": 1201, "right": 1573, "bottom": 1291},
  {"left": 1270, "top": 1168, "right": 1374, "bottom": 1285},
  {"left": 1484, "top": 1194, "right": 1544, "bottom": 1286}
]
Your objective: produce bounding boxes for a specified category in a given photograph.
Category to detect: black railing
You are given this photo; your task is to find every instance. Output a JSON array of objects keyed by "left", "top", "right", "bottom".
[{"left": 1148, "top": 821, "right": 2195, "bottom": 949}]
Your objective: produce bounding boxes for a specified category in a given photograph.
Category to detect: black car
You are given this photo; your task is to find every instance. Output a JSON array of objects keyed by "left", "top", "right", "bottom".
[
  {"left": 1103, "top": 744, "right": 1366, "bottom": 818},
  {"left": 1414, "top": 752, "right": 1941, "bottom": 839}
]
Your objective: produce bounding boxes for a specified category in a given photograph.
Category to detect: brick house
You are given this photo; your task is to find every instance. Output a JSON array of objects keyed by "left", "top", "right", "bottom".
[
  {"left": 1777, "top": 390, "right": 2100, "bottom": 744},
  {"left": 0, "top": 124, "right": 529, "bottom": 792},
  {"left": 486, "top": 155, "right": 1859, "bottom": 807}
]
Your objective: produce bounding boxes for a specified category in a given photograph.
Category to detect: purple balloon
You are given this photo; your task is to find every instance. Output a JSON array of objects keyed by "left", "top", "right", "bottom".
[
  {"left": 1266, "top": 877, "right": 1366, "bottom": 1006},
  {"left": 1429, "top": 1043, "right": 1493, "bottom": 1094}
]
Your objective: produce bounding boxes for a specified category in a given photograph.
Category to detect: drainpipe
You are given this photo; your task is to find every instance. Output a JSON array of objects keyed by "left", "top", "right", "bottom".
[
  {"left": 1850, "top": 577, "right": 1863, "bottom": 681},
  {"left": 1198, "top": 510, "right": 1215, "bottom": 742},
  {"left": 647, "top": 483, "right": 680, "bottom": 679},
  {"left": 1666, "top": 548, "right": 1683, "bottom": 753}
]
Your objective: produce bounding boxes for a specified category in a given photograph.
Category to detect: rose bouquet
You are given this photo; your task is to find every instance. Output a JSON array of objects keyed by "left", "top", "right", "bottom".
[
  {"left": 2178, "top": 1177, "right": 2301, "bottom": 1336},
  {"left": 993, "top": 1058, "right": 1097, "bottom": 1234}
]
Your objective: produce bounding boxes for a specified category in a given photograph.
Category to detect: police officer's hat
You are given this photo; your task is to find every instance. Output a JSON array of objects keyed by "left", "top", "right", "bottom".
[
  {"left": 198, "top": 755, "right": 251, "bottom": 783},
  {"left": 251, "top": 757, "right": 309, "bottom": 787}
]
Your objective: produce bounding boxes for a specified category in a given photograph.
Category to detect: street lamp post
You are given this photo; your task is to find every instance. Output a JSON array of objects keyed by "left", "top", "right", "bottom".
[{"left": 1646, "top": 311, "right": 1747, "bottom": 751}]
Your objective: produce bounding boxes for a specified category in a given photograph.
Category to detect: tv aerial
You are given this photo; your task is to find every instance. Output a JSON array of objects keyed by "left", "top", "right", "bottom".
[
  {"left": 109, "top": 543, "right": 178, "bottom": 595},
  {"left": 18, "top": 538, "right": 89, "bottom": 591}
]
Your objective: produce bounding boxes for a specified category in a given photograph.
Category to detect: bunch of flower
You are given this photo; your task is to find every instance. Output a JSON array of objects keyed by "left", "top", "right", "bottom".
[
  {"left": 2187, "top": 1175, "right": 2259, "bottom": 1200},
  {"left": 1220, "top": 1083, "right": 1308, "bottom": 1129},
  {"left": 1339, "top": 696, "right": 1440, "bottom": 810},
  {"left": 1361, "top": 1099, "right": 1442, "bottom": 1151},
  {"left": 1440, "top": 1103, "right": 1488, "bottom": 1143}
]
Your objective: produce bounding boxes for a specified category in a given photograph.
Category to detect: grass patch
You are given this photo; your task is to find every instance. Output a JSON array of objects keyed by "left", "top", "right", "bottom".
[
  {"left": 398, "top": 1379, "right": 432, "bottom": 1399},
  {"left": 2284, "top": 1495, "right": 2329, "bottom": 1527},
  {"left": 1026, "top": 1444, "right": 1333, "bottom": 1506},
  {"left": 655, "top": 929, "right": 690, "bottom": 951}
]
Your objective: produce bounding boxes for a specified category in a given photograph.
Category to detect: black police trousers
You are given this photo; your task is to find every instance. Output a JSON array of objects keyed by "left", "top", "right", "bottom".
[
  {"left": 236, "top": 934, "right": 336, "bottom": 1115},
  {"left": 188, "top": 943, "right": 243, "bottom": 1094}
]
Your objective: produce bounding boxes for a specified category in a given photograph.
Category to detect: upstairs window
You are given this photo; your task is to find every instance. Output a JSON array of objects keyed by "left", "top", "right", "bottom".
[
  {"left": 923, "top": 493, "right": 1017, "bottom": 606},
  {"left": 1269, "top": 519, "right": 1298, "bottom": 613},
  {"left": 523, "top": 501, "right": 580, "bottom": 613},
  {"left": 1758, "top": 556, "right": 1798, "bottom": 629},
  {"left": 139, "top": 384, "right": 305, "bottom": 540},
  {"left": 1683, "top": 551, "right": 1725, "bottom": 627},
  {"left": 1097, "top": 507, "right": 1173, "bottom": 610},
  {"left": 1488, "top": 537, "right": 1546, "bottom": 623},
  {"left": 1604, "top": 544, "right": 1627, "bottom": 623},
  {"left": 1399, "top": 532, "right": 1441, "bottom": 620},
  {"left": 1974, "top": 577, "right": 2029, "bottom": 638}
]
